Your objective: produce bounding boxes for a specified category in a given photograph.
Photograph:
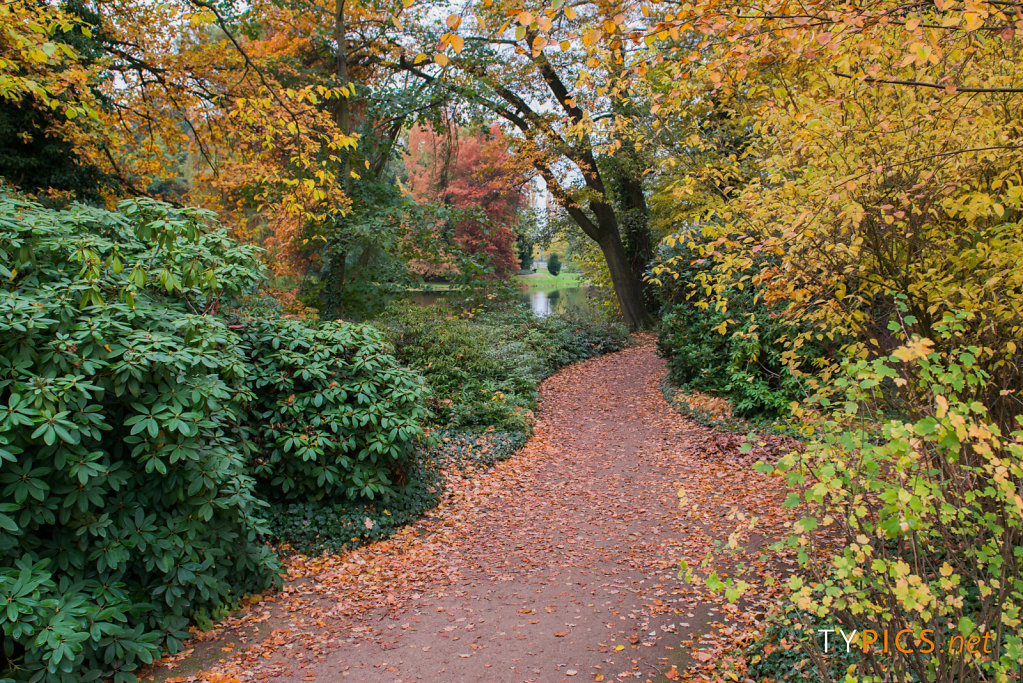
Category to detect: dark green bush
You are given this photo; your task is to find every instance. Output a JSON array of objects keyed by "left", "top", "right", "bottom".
[
  {"left": 651, "top": 228, "right": 824, "bottom": 418},
  {"left": 264, "top": 452, "right": 441, "bottom": 554},
  {"left": 743, "top": 608, "right": 857, "bottom": 681},
  {"left": 0, "top": 195, "right": 278, "bottom": 681},
  {"left": 429, "top": 428, "right": 529, "bottom": 470},
  {"left": 231, "top": 312, "right": 431, "bottom": 503},
  {"left": 372, "top": 304, "right": 537, "bottom": 431},
  {"left": 547, "top": 253, "right": 562, "bottom": 277},
  {"left": 0, "top": 194, "right": 436, "bottom": 681}
]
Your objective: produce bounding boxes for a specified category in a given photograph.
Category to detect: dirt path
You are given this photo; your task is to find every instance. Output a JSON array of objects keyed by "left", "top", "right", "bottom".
[{"left": 150, "top": 343, "right": 790, "bottom": 683}]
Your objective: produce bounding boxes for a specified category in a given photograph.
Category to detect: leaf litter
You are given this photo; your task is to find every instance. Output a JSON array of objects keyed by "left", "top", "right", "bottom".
[{"left": 143, "top": 342, "right": 795, "bottom": 683}]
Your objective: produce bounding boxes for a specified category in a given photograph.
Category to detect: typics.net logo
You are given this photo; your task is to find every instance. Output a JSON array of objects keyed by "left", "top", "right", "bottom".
[{"left": 818, "top": 628, "right": 998, "bottom": 656}]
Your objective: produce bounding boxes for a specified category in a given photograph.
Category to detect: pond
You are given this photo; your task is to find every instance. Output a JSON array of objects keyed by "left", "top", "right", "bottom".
[
  {"left": 409, "top": 286, "right": 594, "bottom": 317},
  {"left": 521, "top": 287, "right": 593, "bottom": 317}
]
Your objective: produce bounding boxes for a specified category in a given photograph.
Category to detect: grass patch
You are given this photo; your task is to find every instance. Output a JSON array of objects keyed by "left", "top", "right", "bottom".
[{"left": 515, "top": 271, "right": 583, "bottom": 288}]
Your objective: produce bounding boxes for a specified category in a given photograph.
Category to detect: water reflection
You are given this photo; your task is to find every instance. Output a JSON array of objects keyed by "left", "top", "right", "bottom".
[
  {"left": 528, "top": 288, "right": 582, "bottom": 316},
  {"left": 409, "top": 287, "right": 591, "bottom": 317}
]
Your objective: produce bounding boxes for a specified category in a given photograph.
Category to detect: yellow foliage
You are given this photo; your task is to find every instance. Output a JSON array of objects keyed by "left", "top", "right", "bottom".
[
  {"left": 0, "top": 1, "right": 99, "bottom": 120},
  {"left": 640, "top": 0, "right": 1023, "bottom": 412}
]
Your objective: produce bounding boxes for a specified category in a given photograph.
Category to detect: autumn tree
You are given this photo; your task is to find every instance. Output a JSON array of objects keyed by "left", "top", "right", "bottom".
[
  {"left": 405, "top": 120, "right": 524, "bottom": 278},
  {"left": 242, "top": 0, "right": 444, "bottom": 314},
  {"left": 0, "top": 0, "right": 110, "bottom": 200},
  {"left": 394, "top": 0, "right": 659, "bottom": 327},
  {"left": 0, "top": 0, "right": 112, "bottom": 200},
  {"left": 632, "top": 0, "right": 1023, "bottom": 424}
]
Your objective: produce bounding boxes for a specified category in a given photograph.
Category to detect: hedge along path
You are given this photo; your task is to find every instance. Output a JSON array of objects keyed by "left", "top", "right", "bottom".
[{"left": 147, "top": 342, "right": 794, "bottom": 683}]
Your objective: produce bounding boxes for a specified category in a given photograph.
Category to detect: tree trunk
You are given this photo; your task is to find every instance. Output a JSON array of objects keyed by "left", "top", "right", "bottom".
[
  {"left": 617, "top": 173, "right": 652, "bottom": 277},
  {"left": 553, "top": 184, "right": 653, "bottom": 329},
  {"left": 595, "top": 227, "right": 651, "bottom": 329}
]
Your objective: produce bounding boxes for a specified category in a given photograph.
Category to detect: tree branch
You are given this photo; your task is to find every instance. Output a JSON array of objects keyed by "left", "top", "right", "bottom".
[{"left": 832, "top": 71, "right": 1023, "bottom": 94}]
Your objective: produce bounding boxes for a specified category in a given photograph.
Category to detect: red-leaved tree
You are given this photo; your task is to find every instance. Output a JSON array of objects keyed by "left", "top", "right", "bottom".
[{"left": 405, "top": 120, "right": 524, "bottom": 278}]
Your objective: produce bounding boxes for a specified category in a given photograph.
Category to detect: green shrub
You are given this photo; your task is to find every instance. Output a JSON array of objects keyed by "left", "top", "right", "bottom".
[
  {"left": 373, "top": 301, "right": 629, "bottom": 431},
  {"left": 656, "top": 292, "right": 807, "bottom": 417},
  {"left": 231, "top": 312, "right": 432, "bottom": 503},
  {"left": 743, "top": 610, "right": 858, "bottom": 681},
  {"left": 651, "top": 228, "right": 825, "bottom": 417},
  {"left": 0, "top": 195, "right": 278, "bottom": 681},
  {"left": 547, "top": 253, "right": 562, "bottom": 277},
  {"left": 429, "top": 428, "right": 529, "bottom": 471},
  {"left": 373, "top": 303, "right": 535, "bottom": 431},
  {"left": 264, "top": 453, "right": 441, "bottom": 554},
  {"left": 753, "top": 315, "right": 1023, "bottom": 682}
]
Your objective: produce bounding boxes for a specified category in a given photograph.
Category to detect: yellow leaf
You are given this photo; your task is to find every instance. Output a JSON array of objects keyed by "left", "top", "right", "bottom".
[
  {"left": 564, "top": 6, "right": 577, "bottom": 20},
  {"left": 434, "top": 53, "right": 449, "bottom": 66},
  {"left": 963, "top": 12, "right": 984, "bottom": 31},
  {"left": 446, "top": 14, "right": 461, "bottom": 29},
  {"left": 893, "top": 337, "right": 934, "bottom": 362},
  {"left": 450, "top": 34, "right": 464, "bottom": 53}
]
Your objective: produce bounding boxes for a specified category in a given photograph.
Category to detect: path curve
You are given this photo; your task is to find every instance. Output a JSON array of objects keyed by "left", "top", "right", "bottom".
[{"left": 151, "top": 343, "right": 789, "bottom": 683}]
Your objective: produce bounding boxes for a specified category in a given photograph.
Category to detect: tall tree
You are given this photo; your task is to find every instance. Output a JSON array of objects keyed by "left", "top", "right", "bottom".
[
  {"left": 395, "top": 0, "right": 657, "bottom": 327},
  {"left": 0, "top": 0, "right": 108, "bottom": 199},
  {"left": 0, "top": 0, "right": 447, "bottom": 317},
  {"left": 639, "top": 0, "right": 1023, "bottom": 424}
]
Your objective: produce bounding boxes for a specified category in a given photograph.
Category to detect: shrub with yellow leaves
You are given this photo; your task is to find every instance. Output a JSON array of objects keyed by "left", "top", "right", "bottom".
[{"left": 755, "top": 311, "right": 1022, "bottom": 681}]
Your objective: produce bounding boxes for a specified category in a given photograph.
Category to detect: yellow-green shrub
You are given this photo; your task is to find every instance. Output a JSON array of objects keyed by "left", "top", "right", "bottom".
[{"left": 756, "top": 314, "right": 1022, "bottom": 681}]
